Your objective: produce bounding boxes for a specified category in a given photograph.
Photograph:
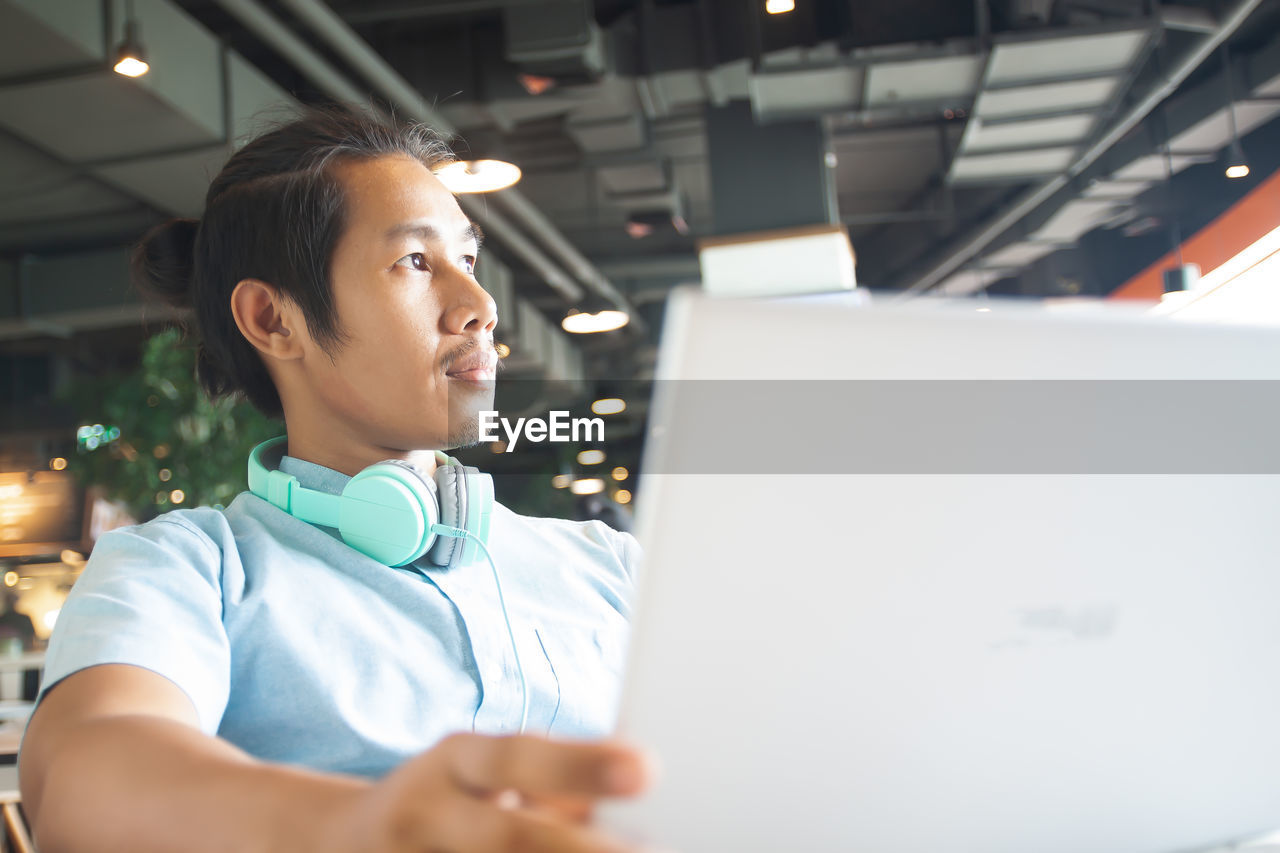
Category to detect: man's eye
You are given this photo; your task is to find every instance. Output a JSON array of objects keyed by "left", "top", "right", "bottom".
[
  {"left": 461, "top": 256, "right": 476, "bottom": 275},
  {"left": 395, "top": 253, "right": 429, "bottom": 271}
]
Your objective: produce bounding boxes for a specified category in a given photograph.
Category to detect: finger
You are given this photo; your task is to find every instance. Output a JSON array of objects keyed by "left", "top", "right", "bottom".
[
  {"left": 440, "top": 733, "right": 651, "bottom": 800},
  {"left": 431, "top": 791, "right": 642, "bottom": 853},
  {"left": 489, "top": 788, "right": 596, "bottom": 824}
]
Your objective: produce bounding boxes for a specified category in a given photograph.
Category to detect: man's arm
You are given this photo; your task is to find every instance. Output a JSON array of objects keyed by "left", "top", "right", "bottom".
[{"left": 20, "top": 664, "right": 650, "bottom": 853}]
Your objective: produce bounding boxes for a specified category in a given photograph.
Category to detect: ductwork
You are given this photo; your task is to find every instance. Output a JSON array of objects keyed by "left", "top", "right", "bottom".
[
  {"left": 902, "top": 0, "right": 1268, "bottom": 295},
  {"left": 266, "top": 0, "right": 646, "bottom": 334},
  {"left": 0, "top": 0, "right": 589, "bottom": 383}
]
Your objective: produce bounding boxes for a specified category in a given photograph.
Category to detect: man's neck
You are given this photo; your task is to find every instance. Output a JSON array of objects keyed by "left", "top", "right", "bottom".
[{"left": 281, "top": 429, "right": 440, "bottom": 478}]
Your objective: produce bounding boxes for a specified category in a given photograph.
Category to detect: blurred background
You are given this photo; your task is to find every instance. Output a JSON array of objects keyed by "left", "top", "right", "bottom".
[{"left": 2, "top": 0, "right": 1280, "bottom": 659}]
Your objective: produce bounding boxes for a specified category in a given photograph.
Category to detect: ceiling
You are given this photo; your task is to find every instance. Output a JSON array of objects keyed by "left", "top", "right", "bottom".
[{"left": 3, "top": 0, "right": 1280, "bottom": 448}]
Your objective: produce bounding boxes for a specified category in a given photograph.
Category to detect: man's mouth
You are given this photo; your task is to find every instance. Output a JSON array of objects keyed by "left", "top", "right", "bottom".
[{"left": 445, "top": 349, "right": 498, "bottom": 383}]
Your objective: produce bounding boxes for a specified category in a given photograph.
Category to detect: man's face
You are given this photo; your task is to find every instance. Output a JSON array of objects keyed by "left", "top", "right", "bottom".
[{"left": 300, "top": 154, "right": 498, "bottom": 453}]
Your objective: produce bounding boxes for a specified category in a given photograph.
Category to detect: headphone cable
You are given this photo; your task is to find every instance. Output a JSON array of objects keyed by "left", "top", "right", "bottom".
[{"left": 432, "top": 524, "right": 529, "bottom": 735}]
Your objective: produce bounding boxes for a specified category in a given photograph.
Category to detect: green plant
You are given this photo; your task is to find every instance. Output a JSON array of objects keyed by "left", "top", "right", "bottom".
[{"left": 65, "top": 328, "right": 280, "bottom": 520}]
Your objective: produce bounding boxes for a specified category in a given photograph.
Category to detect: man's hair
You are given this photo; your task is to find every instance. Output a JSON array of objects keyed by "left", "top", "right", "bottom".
[{"left": 132, "top": 106, "right": 455, "bottom": 418}]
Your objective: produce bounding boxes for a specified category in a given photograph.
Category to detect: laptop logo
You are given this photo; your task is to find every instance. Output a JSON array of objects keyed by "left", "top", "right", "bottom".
[{"left": 990, "top": 605, "right": 1118, "bottom": 650}]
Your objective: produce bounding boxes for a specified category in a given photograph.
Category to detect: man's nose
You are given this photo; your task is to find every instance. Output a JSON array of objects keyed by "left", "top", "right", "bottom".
[{"left": 441, "top": 267, "right": 498, "bottom": 335}]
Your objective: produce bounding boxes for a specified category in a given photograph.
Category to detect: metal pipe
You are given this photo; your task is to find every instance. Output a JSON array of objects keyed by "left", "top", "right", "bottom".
[
  {"left": 213, "top": 0, "right": 369, "bottom": 106},
  {"left": 901, "top": 0, "right": 1265, "bottom": 296},
  {"left": 275, "top": 0, "right": 644, "bottom": 331},
  {"left": 490, "top": 190, "right": 637, "bottom": 313},
  {"left": 214, "top": 0, "right": 585, "bottom": 303}
]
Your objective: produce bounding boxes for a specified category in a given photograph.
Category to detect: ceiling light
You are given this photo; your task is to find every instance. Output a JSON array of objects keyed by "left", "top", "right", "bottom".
[
  {"left": 434, "top": 159, "right": 522, "bottom": 193},
  {"left": 1220, "top": 46, "right": 1250, "bottom": 181},
  {"left": 765, "top": 0, "right": 795, "bottom": 13},
  {"left": 591, "top": 398, "right": 626, "bottom": 416},
  {"left": 614, "top": 489, "right": 632, "bottom": 505},
  {"left": 562, "top": 309, "right": 629, "bottom": 334},
  {"left": 611, "top": 466, "right": 629, "bottom": 481},
  {"left": 113, "top": 1, "right": 149, "bottom": 78},
  {"left": 577, "top": 449, "right": 605, "bottom": 466},
  {"left": 551, "top": 474, "right": 572, "bottom": 489},
  {"left": 517, "top": 73, "right": 555, "bottom": 96},
  {"left": 1225, "top": 139, "right": 1249, "bottom": 179},
  {"left": 114, "top": 55, "right": 148, "bottom": 77},
  {"left": 570, "top": 478, "right": 605, "bottom": 495}
]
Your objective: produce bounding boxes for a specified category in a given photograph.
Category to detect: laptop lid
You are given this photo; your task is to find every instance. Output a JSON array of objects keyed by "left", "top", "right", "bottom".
[{"left": 603, "top": 290, "right": 1280, "bottom": 853}]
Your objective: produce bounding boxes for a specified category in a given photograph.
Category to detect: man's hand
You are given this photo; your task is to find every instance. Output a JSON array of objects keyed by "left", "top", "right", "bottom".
[{"left": 324, "top": 732, "right": 654, "bottom": 852}]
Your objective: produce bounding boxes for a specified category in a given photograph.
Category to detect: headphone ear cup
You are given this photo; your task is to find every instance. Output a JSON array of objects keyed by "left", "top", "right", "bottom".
[
  {"left": 427, "top": 464, "right": 466, "bottom": 568},
  {"left": 463, "top": 468, "right": 494, "bottom": 559},
  {"left": 341, "top": 462, "right": 439, "bottom": 567}
]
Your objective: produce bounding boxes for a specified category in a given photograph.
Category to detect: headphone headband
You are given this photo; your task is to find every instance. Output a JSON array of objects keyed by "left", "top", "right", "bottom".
[{"left": 246, "top": 436, "right": 492, "bottom": 567}]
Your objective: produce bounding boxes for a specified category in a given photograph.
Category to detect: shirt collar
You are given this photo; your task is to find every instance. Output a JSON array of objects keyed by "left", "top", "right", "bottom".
[{"left": 277, "top": 450, "right": 455, "bottom": 497}]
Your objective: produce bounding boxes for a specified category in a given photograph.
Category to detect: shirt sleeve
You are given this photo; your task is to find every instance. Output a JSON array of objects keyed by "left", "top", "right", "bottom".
[
  {"left": 613, "top": 528, "right": 643, "bottom": 587},
  {"left": 37, "top": 514, "right": 232, "bottom": 735}
]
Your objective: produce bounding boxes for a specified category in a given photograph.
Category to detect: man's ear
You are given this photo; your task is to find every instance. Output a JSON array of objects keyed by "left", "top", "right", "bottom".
[{"left": 230, "top": 279, "right": 304, "bottom": 360}]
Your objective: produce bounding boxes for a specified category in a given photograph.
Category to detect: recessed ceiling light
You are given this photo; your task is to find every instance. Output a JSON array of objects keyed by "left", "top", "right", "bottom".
[
  {"left": 434, "top": 159, "right": 522, "bottom": 193},
  {"left": 570, "top": 478, "right": 605, "bottom": 495},
  {"left": 562, "top": 309, "right": 630, "bottom": 334},
  {"left": 577, "top": 449, "right": 606, "bottom": 466},
  {"left": 591, "top": 398, "right": 626, "bottom": 415}
]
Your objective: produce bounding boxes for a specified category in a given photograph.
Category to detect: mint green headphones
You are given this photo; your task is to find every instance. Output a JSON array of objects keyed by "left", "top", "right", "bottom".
[{"left": 247, "top": 436, "right": 493, "bottom": 568}]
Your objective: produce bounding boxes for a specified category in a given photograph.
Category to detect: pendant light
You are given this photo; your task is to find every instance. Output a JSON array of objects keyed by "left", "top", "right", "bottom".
[{"left": 113, "top": 0, "right": 150, "bottom": 78}]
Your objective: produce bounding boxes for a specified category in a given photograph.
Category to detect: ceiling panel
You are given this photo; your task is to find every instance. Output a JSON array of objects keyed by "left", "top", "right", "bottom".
[
  {"left": 986, "top": 29, "right": 1148, "bottom": 85},
  {"left": 749, "top": 66, "right": 864, "bottom": 115},
  {"left": 1082, "top": 178, "right": 1154, "bottom": 199},
  {"left": 94, "top": 145, "right": 229, "bottom": 217},
  {"left": 595, "top": 162, "right": 667, "bottom": 195},
  {"left": 704, "top": 59, "right": 751, "bottom": 102},
  {"left": 517, "top": 171, "right": 595, "bottom": 214},
  {"left": 0, "top": 0, "right": 103, "bottom": 77},
  {"left": 979, "top": 241, "right": 1062, "bottom": 268},
  {"left": 1032, "top": 198, "right": 1118, "bottom": 242},
  {"left": 964, "top": 113, "right": 1095, "bottom": 151},
  {"left": 936, "top": 268, "right": 1004, "bottom": 295},
  {"left": 1170, "top": 101, "right": 1280, "bottom": 152},
  {"left": 950, "top": 146, "right": 1076, "bottom": 181},
  {"left": 864, "top": 55, "right": 982, "bottom": 105},
  {"left": 834, "top": 127, "right": 945, "bottom": 194},
  {"left": 0, "top": 129, "right": 139, "bottom": 224},
  {"left": 651, "top": 70, "right": 706, "bottom": 109},
  {"left": 1110, "top": 152, "right": 1200, "bottom": 181},
  {"left": 976, "top": 77, "right": 1120, "bottom": 118},
  {"left": 566, "top": 113, "right": 646, "bottom": 153},
  {"left": 0, "top": 73, "right": 222, "bottom": 163}
]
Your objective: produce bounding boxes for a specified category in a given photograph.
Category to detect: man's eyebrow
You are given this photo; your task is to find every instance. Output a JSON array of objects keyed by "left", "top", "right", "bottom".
[
  {"left": 384, "top": 221, "right": 484, "bottom": 250},
  {"left": 465, "top": 220, "right": 485, "bottom": 250}
]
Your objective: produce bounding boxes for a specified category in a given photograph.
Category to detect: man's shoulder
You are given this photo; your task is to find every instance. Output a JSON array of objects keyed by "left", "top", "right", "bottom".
[
  {"left": 491, "top": 502, "right": 641, "bottom": 581},
  {"left": 493, "top": 501, "right": 622, "bottom": 543},
  {"left": 93, "top": 492, "right": 275, "bottom": 564}
]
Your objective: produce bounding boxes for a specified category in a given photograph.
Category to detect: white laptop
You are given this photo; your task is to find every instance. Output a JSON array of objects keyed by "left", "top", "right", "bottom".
[{"left": 603, "top": 290, "right": 1280, "bottom": 853}]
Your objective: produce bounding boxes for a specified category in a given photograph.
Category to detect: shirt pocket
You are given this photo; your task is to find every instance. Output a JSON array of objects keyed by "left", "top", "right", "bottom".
[{"left": 532, "top": 618, "right": 629, "bottom": 738}]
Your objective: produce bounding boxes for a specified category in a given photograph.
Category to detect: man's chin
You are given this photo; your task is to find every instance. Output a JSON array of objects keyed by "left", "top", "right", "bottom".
[{"left": 444, "top": 394, "right": 496, "bottom": 451}]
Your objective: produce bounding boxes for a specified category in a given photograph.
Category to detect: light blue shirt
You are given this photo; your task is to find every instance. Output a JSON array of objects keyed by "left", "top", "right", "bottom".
[{"left": 33, "top": 452, "right": 639, "bottom": 778}]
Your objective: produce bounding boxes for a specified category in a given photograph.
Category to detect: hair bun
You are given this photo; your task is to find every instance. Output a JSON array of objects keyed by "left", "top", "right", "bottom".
[{"left": 132, "top": 218, "right": 199, "bottom": 309}]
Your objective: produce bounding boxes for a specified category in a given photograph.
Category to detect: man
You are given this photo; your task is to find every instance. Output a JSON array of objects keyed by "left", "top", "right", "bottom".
[{"left": 19, "top": 107, "right": 652, "bottom": 852}]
